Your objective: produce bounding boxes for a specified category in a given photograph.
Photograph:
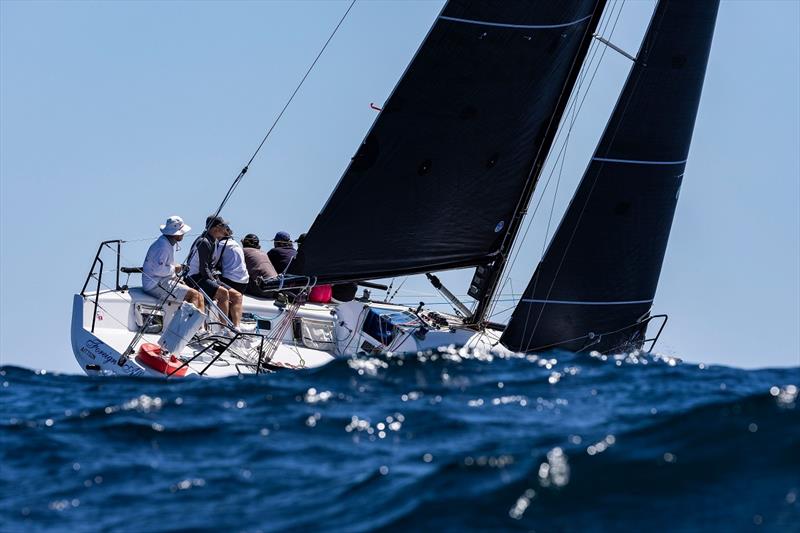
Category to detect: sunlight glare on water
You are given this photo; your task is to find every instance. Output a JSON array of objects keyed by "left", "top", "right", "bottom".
[{"left": 1, "top": 350, "right": 798, "bottom": 531}]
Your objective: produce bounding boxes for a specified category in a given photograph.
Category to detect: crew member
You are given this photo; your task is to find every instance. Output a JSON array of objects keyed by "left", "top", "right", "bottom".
[
  {"left": 142, "top": 216, "right": 204, "bottom": 312},
  {"left": 216, "top": 226, "right": 250, "bottom": 296},
  {"left": 267, "top": 231, "right": 297, "bottom": 274},
  {"left": 188, "top": 215, "right": 243, "bottom": 328},
  {"left": 241, "top": 233, "right": 279, "bottom": 297}
]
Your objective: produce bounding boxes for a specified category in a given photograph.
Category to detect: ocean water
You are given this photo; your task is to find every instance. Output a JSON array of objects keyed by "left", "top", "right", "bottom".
[{"left": 1, "top": 351, "right": 798, "bottom": 532}]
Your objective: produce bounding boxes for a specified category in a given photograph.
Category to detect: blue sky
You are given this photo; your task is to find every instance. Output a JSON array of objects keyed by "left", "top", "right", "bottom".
[{"left": 1, "top": 0, "right": 798, "bottom": 372}]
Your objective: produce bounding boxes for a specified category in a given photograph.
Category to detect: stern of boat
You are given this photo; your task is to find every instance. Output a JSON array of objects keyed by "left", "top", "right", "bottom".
[{"left": 71, "top": 293, "right": 148, "bottom": 377}]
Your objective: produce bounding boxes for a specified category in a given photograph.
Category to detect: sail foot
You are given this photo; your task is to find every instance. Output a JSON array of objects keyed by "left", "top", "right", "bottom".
[{"left": 502, "top": 300, "right": 652, "bottom": 353}]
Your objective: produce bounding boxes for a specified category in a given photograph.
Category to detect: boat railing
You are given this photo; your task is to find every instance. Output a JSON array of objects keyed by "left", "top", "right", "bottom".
[
  {"left": 80, "top": 240, "right": 125, "bottom": 333},
  {"left": 528, "top": 313, "right": 670, "bottom": 355},
  {"left": 579, "top": 313, "right": 669, "bottom": 354},
  {"left": 166, "top": 320, "right": 278, "bottom": 377},
  {"left": 642, "top": 314, "right": 668, "bottom": 352}
]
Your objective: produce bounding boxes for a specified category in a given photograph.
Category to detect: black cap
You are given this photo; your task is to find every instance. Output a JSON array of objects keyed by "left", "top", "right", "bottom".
[
  {"left": 242, "top": 234, "right": 260, "bottom": 248},
  {"left": 206, "top": 215, "right": 228, "bottom": 229}
]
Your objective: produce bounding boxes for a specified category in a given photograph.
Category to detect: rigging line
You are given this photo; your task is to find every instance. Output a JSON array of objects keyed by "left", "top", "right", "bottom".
[
  {"left": 522, "top": 1, "right": 629, "bottom": 352},
  {"left": 489, "top": 0, "right": 624, "bottom": 324},
  {"left": 388, "top": 277, "right": 408, "bottom": 302},
  {"left": 520, "top": 4, "right": 627, "bottom": 350},
  {"left": 499, "top": 6, "right": 624, "bottom": 343},
  {"left": 489, "top": 304, "right": 518, "bottom": 319},
  {"left": 116, "top": 232, "right": 203, "bottom": 244},
  {"left": 565, "top": 0, "right": 615, "bottom": 96},
  {"left": 541, "top": 71, "right": 583, "bottom": 255},
  {"left": 485, "top": 2, "right": 620, "bottom": 319},
  {"left": 210, "top": 0, "right": 357, "bottom": 220},
  {"left": 506, "top": 0, "right": 618, "bottom": 253},
  {"left": 486, "top": 24, "right": 609, "bottom": 321},
  {"left": 542, "top": 116, "right": 571, "bottom": 256},
  {"left": 496, "top": 0, "right": 625, "bottom": 321},
  {"left": 386, "top": 278, "right": 395, "bottom": 299},
  {"left": 500, "top": 0, "right": 619, "bottom": 258},
  {"left": 478, "top": 0, "right": 610, "bottom": 321},
  {"left": 487, "top": 275, "right": 513, "bottom": 318},
  {"left": 556, "top": 0, "right": 617, "bottom": 134}
]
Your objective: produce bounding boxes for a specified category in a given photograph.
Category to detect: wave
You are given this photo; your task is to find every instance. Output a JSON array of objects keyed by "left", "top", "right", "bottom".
[{"left": 1, "top": 355, "right": 797, "bottom": 531}]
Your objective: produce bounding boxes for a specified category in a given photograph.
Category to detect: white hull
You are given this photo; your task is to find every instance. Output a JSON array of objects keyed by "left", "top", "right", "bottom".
[{"left": 71, "top": 287, "right": 508, "bottom": 378}]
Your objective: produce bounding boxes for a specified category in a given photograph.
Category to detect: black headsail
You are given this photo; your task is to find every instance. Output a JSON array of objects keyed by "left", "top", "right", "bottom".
[
  {"left": 501, "top": 0, "right": 720, "bottom": 353},
  {"left": 295, "top": 0, "right": 606, "bottom": 291}
]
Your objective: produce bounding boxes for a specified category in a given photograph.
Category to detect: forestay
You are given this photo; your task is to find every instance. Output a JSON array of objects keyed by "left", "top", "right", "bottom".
[
  {"left": 297, "top": 0, "right": 604, "bottom": 284},
  {"left": 502, "top": 0, "right": 720, "bottom": 353}
]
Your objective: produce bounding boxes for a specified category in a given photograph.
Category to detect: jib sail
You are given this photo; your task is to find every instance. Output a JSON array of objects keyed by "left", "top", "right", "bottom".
[{"left": 502, "top": 0, "right": 720, "bottom": 353}]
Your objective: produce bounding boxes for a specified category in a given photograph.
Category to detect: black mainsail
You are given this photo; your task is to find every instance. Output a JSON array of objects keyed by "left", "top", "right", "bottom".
[
  {"left": 501, "top": 0, "right": 720, "bottom": 353},
  {"left": 295, "top": 0, "right": 606, "bottom": 292}
]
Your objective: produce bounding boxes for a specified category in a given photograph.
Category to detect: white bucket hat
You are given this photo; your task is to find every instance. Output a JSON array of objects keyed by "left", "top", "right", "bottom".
[{"left": 160, "top": 215, "right": 191, "bottom": 236}]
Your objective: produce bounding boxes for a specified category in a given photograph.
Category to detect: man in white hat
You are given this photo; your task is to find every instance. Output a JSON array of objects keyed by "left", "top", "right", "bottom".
[{"left": 142, "top": 215, "right": 204, "bottom": 312}]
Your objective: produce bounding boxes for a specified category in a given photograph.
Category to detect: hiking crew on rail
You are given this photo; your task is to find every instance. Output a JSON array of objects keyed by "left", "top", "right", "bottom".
[{"left": 187, "top": 215, "right": 243, "bottom": 328}]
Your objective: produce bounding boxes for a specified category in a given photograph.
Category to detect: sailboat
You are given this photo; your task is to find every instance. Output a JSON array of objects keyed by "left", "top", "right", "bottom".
[{"left": 71, "top": 0, "right": 719, "bottom": 377}]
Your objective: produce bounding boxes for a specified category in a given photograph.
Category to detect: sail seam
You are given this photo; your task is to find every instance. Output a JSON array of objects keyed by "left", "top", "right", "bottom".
[
  {"left": 438, "top": 14, "right": 593, "bottom": 30},
  {"left": 521, "top": 298, "right": 653, "bottom": 306},
  {"left": 592, "top": 157, "right": 687, "bottom": 165}
]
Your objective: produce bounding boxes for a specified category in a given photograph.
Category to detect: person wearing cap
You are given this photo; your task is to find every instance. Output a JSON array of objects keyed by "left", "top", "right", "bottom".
[
  {"left": 267, "top": 231, "right": 297, "bottom": 275},
  {"left": 216, "top": 225, "right": 250, "bottom": 295},
  {"left": 142, "top": 216, "right": 204, "bottom": 312},
  {"left": 187, "top": 215, "right": 243, "bottom": 328},
  {"left": 240, "top": 234, "right": 278, "bottom": 297},
  {"left": 287, "top": 232, "right": 307, "bottom": 275}
]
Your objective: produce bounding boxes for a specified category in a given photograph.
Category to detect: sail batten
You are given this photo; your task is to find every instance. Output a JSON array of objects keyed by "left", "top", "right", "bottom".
[
  {"left": 520, "top": 298, "right": 654, "bottom": 306},
  {"left": 592, "top": 157, "right": 688, "bottom": 166},
  {"left": 502, "top": 0, "right": 720, "bottom": 354},
  {"left": 438, "top": 14, "right": 594, "bottom": 30},
  {"left": 295, "top": 0, "right": 606, "bottom": 286}
]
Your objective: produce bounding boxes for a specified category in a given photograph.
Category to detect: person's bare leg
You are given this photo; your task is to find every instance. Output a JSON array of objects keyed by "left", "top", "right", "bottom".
[
  {"left": 228, "top": 289, "right": 243, "bottom": 328},
  {"left": 195, "top": 290, "right": 205, "bottom": 313},
  {"left": 214, "top": 287, "right": 229, "bottom": 319},
  {"left": 185, "top": 288, "right": 205, "bottom": 313}
]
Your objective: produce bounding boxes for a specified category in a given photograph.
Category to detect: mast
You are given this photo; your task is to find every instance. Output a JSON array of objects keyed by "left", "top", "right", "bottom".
[{"left": 466, "top": 0, "right": 608, "bottom": 326}]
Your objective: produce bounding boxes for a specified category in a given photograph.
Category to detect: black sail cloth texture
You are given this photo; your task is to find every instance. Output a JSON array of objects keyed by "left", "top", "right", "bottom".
[
  {"left": 296, "top": 0, "right": 604, "bottom": 284},
  {"left": 502, "top": 0, "right": 721, "bottom": 354}
]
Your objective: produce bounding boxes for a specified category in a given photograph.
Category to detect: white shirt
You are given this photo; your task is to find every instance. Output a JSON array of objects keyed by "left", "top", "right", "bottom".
[
  {"left": 216, "top": 238, "right": 249, "bottom": 284},
  {"left": 142, "top": 235, "right": 178, "bottom": 291}
]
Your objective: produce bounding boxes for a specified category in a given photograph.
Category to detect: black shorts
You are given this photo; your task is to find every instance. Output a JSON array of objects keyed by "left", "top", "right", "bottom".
[
  {"left": 187, "top": 274, "right": 221, "bottom": 298},
  {"left": 220, "top": 277, "right": 247, "bottom": 295}
]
